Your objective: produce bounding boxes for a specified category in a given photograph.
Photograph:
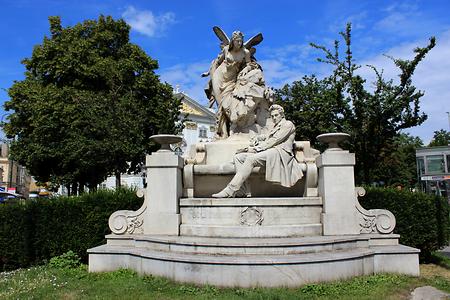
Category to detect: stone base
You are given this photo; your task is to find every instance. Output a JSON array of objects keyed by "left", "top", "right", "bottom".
[
  {"left": 88, "top": 234, "right": 419, "bottom": 288},
  {"left": 179, "top": 197, "right": 323, "bottom": 237},
  {"left": 144, "top": 213, "right": 181, "bottom": 235}
]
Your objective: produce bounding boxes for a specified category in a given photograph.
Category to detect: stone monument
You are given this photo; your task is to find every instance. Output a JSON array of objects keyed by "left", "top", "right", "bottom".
[{"left": 88, "top": 27, "right": 420, "bottom": 287}]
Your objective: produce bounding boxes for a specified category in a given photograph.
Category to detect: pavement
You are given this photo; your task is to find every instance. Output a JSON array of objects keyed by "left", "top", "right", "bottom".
[
  {"left": 408, "top": 247, "right": 450, "bottom": 299},
  {"left": 410, "top": 286, "right": 449, "bottom": 299},
  {"left": 440, "top": 246, "right": 450, "bottom": 258}
]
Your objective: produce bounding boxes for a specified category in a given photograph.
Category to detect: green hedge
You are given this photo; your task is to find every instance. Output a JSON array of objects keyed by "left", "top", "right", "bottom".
[
  {"left": 362, "top": 187, "right": 450, "bottom": 261},
  {"left": 0, "top": 189, "right": 141, "bottom": 271}
]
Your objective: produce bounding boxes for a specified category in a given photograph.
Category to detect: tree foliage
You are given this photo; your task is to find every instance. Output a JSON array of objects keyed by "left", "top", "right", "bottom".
[
  {"left": 3, "top": 16, "right": 182, "bottom": 191},
  {"left": 374, "top": 133, "right": 423, "bottom": 187},
  {"left": 428, "top": 129, "right": 450, "bottom": 147},
  {"left": 276, "top": 23, "right": 435, "bottom": 185}
]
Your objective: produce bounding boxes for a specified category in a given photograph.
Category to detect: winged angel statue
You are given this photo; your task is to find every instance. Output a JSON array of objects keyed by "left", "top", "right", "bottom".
[{"left": 202, "top": 27, "right": 273, "bottom": 139}]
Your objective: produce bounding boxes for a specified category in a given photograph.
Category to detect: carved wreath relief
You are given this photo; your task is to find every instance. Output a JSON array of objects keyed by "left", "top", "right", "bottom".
[{"left": 240, "top": 207, "right": 264, "bottom": 226}]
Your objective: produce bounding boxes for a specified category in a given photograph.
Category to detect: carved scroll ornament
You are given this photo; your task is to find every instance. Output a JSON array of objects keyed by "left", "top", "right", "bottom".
[
  {"left": 108, "top": 189, "right": 146, "bottom": 235},
  {"left": 355, "top": 187, "right": 396, "bottom": 234}
]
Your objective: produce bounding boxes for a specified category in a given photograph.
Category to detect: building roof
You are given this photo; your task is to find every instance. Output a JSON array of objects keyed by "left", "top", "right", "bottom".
[
  {"left": 175, "top": 92, "right": 216, "bottom": 121},
  {"left": 416, "top": 145, "right": 450, "bottom": 156}
]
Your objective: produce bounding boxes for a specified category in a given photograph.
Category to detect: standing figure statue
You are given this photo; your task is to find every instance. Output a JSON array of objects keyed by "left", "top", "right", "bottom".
[
  {"left": 202, "top": 27, "right": 273, "bottom": 139},
  {"left": 212, "top": 104, "right": 304, "bottom": 198}
]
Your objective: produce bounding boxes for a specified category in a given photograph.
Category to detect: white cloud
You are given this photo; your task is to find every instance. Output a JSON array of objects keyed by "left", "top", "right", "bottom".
[
  {"left": 328, "top": 11, "right": 368, "bottom": 33},
  {"left": 374, "top": 1, "right": 442, "bottom": 38},
  {"left": 159, "top": 62, "right": 211, "bottom": 105},
  {"left": 122, "top": 6, "right": 175, "bottom": 37},
  {"left": 358, "top": 29, "right": 450, "bottom": 143},
  {"left": 259, "top": 59, "right": 302, "bottom": 87},
  {"left": 259, "top": 43, "right": 333, "bottom": 87}
]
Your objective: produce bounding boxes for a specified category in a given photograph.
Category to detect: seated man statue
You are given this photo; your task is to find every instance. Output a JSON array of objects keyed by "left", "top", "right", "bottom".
[{"left": 212, "top": 104, "right": 304, "bottom": 198}]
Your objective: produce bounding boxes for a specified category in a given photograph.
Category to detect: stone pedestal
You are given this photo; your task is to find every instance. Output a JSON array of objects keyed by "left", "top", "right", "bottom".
[
  {"left": 317, "top": 150, "right": 359, "bottom": 235},
  {"left": 90, "top": 133, "right": 417, "bottom": 287},
  {"left": 144, "top": 151, "right": 183, "bottom": 235}
]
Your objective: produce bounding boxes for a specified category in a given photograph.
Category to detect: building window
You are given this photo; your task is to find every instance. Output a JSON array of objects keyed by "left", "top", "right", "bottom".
[
  {"left": 417, "top": 157, "right": 425, "bottom": 176},
  {"left": 199, "top": 126, "right": 207, "bottom": 138},
  {"left": 426, "top": 155, "right": 445, "bottom": 174},
  {"left": 185, "top": 121, "right": 197, "bottom": 130}
]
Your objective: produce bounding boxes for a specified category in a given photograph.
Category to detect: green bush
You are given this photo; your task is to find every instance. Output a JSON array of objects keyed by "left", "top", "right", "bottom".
[
  {"left": 0, "top": 188, "right": 141, "bottom": 271},
  {"left": 362, "top": 187, "right": 450, "bottom": 261},
  {"left": 49, "top": 250, "right": 81, "bottom": 269}
]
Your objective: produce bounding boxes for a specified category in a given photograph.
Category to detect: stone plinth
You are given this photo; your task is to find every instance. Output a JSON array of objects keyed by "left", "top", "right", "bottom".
[
  {"left": 317, "top": 150, "right": 359, "bottom": 235},
  {"left": 144, "top": 151, "right": 183, "bottom": 235},
  {"left": 179, "top": 197, "right": 322, "bottom": 237}
]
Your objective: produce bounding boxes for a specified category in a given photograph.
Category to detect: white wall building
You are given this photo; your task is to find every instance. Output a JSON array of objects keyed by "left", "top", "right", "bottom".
[{"left": 175, "top": 92, "right": 216, "bottom": 155}]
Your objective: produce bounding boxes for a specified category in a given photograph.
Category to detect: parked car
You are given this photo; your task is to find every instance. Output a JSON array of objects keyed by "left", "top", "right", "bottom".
[{"left": 0, "top": 191, "right": 25, "bottom": 204}]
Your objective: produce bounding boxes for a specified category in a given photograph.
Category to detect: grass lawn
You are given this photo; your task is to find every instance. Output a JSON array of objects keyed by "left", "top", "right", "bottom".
[{"left": 1, "top": 255, "right": 449, "bottom": 299}]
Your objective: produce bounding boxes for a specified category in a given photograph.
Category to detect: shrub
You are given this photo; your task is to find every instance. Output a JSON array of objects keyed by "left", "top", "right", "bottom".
[
  {"left": 361, "top": 187, "right": 450, "bottom": 262},
  {"left": 49, "top": 250, "right": 81, "bottom": 269},
  {"left": 0, "top": 188, "right": 141, "bottom": 271}
]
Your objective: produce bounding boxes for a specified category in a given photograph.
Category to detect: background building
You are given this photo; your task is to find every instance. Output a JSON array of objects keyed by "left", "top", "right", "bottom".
[
  {"left": 416, "top": 145, "right": 450, "bottom": 201},
  {"left": 0, "top": 143, "right": 31, "bottom": 198},
  {"left": 175, "top": 92, "right": 216, "bottom": 155}
]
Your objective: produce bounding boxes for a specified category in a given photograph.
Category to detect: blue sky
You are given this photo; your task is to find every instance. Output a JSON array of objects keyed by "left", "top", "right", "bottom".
[{"left": 1, "top": 0, "right": 449, "bottom": 143}]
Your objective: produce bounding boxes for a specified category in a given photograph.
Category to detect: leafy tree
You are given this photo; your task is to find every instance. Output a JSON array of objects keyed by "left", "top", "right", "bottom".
[
  {"left": 275, "top": 75, "right": 346, "bottom": 147},
  {"left": 428, "top": 129, "right": 450, "bottom": 146},
  {"left": 373, "top": 133, "right": 423, "bottom": 188},
  {"left": 3, "top": 16, "right": 181, "bottom": 193},
  {"left": 276, "top": 23, "right": 435, "bottom": 184}
]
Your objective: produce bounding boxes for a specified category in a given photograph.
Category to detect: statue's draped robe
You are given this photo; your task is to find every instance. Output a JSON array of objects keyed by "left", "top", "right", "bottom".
[{"left": 257, "top": 119, "right": 303, "bottom": 187}]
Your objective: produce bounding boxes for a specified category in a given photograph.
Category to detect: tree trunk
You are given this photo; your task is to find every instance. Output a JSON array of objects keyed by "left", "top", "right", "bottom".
[
  {"left": 115, "top": 171, "right": 121, "bottom": 189},
  {"left": 79, "top": 183, "right": 84, "bottom": 194},
  {"left": 71, "top": 182, "right": 78, "bottom": 196}
]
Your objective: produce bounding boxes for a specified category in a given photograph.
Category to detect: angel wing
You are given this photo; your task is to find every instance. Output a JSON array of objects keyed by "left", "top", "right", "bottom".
[
  {"left": 213, "top": 26, "right": 230, "bottom": 46},
  {"left": 244, "top": 33, "right": 263, "bottom": 50}
]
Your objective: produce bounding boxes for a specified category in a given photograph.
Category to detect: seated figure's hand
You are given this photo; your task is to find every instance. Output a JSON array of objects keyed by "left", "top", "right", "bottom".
[
  {"left": 247, "top": 146, "right": 257, "bottom": 153},
  {"left": 257, "top": 134, "right": 267, "bottom": 141},
  {"left": 254, "top": 145, "right": 264, "bottom": 152}
]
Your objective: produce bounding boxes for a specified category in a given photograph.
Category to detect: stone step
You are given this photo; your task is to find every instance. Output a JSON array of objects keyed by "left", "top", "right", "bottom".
[
  {"left": 106, "top": 234, "right": 372, "bottom": 255},
  {"left": 180, "top": 224, "right": 322, "bottom": 238},
  {"left": 88, "top": 243, "right": 419, "bottom": 287}
]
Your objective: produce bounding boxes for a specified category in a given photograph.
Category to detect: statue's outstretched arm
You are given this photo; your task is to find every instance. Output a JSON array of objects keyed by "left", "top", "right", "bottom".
[{"left": 201, "top": 48, "right": 225, "bottom": 77}]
